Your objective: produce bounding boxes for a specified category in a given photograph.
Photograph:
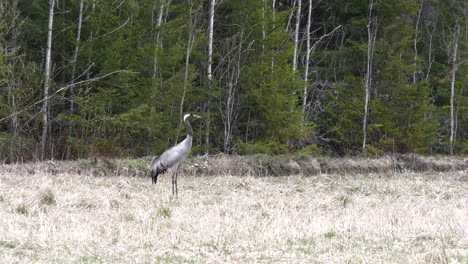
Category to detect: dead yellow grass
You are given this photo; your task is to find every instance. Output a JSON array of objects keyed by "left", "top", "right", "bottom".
[{"left": 0, "top": 166, "right": 467, "bottom": 263}]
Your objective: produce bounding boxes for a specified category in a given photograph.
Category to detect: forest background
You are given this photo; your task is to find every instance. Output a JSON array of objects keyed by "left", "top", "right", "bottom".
[{"left": 0, "top": 0, "right": 466, "bottom": 162}]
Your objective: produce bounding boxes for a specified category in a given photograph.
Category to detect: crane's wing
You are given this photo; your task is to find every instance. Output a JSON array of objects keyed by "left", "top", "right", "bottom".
[{"left": 158, "top": 143, "right": 188, "bottom": 169}]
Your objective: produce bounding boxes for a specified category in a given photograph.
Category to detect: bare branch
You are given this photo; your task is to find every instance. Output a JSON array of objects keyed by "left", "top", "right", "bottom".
[
  {"left": 0, "top": 70, "right": 135, "bottom": 124},
  {"left": 309, "top": 25, "right": 342, "bottom": 53}
]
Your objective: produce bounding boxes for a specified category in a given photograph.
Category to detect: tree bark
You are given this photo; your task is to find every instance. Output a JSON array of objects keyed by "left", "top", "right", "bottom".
[
  {"left": 425, "top": 24, "right": 436, "bottom": 80},
  {"left": 413, "top": 0, "right": 423, "bottom": 83},
  {"left": 271, "top": 0, "right": 276, "bottom": 72},
  {"left": 65, "top": 0, "right": 83, "bottom": 160},
  {"left": 41, "top": 0, "right": 56, "bottom": 160},
  {"left": 176, "top": 1, "right": 196, "bottom": 144},
  {"left": 222, "top": 28, "right": 244, "bottom": 153},
  {"left": 449, "top": 24, "right": 460, "bottom": 155},
  {"left": 302, "top": 0, "right": 312, "bottom": 121},
  {"left": 362, "top": 0, "right": 377, "bottom": 153},
  {"left": 292, "top": 0, "right": 301, "bottom": 72},
  {"left": 205, "top": 0, "right": 215, "bottom": 154},
  {"left": 261, "top": 0, "right": 266, "bottom": 57},
  {"left": 6, "top": 0, "right": 20, "bottom": 162},
  {"left": 208, "top": 0, "right": 214, "bottom": 84},
  {"left": 152, "top": 0, "right": 167, "bottom": 81},
  {"left": 70, "top": 0, "right": 83, "bottom": 113}
]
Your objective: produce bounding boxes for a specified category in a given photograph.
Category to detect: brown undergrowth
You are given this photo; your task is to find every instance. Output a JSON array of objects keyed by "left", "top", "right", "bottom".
[{"left": 2, "top": 154, "right": 466, "bottom": 178}]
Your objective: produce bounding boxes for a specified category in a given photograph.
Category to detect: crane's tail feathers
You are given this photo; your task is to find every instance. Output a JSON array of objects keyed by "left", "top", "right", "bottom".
[
  {"left": 151, "top": 165, "right": 167, "bottom": 184},
  {"left": 151, "top": 168, "right": 158, "bottom": 184}
]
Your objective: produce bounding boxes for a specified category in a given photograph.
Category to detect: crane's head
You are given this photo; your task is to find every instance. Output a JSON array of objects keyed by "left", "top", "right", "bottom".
[{"left": 184, "top": 112, "right": 202, "bottom": 122}]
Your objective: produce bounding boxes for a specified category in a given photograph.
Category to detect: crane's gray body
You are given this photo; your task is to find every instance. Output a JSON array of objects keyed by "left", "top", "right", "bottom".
[
  {"left": 150, "top": 113, "right": 200, "bottom": 195},
  {"left": 150, "top": 136, "right": 192, "bottom": 175}
]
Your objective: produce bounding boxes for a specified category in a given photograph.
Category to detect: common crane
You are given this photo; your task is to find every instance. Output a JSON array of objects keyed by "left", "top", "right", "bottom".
[{"left": 150, "top": 113, "right": 201, "bottom": 196}]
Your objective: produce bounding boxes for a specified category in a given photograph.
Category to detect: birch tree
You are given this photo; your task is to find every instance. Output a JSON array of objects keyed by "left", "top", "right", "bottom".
[
  {"left": 220, "top": 26, "right": 249, "bottom": 153},
  {"left": 302, "top": 0, "right": 312, "bottom": 121},
  {"left": 152, "top": 0, "right": 169, "bottom": 81},
  {"left": 207, "top": 0, "right": 215, "bottom": 85},
  {"left": 271, "top": 0, "right": 276, "bottom": 72},
  {"left": 362, "top": 0, "right": 377, "bottom": 153},
  {"left": 176, "top": 1, "right": 197, "bottom": 143},
  {"left": 1, "top": 0, "right": 21, "bottom": 161},
  {"left": 205, "top": 0, "right": 215, "bottom": 153},
  {"left": 292, "top": 0, "right": 301, "bottom": 72},
  {"left": 413, "top": 0, "right": 423, "bottom": 83},
  {"left": 40, "top": 0, "right": 56, "bottom": 160},
  {"left": 424, "top": 12, "right": 438, "bottom": 80},
  {"left": 63, "top": 0, "right": 84, "bottom": 160},
  {"left": 449, "top": 23, "right": 460, "bottom": 155},
  {"left": 69, "top": 0, "right": 84, "bottom": 113},
  {"left": 262, "top": 0, "right": 266, "bottom": 57}
]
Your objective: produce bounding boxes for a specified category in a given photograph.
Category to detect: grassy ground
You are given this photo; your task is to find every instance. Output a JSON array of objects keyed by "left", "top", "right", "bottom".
[{"left": 0, "top": 166, "right": 467, "bottom": 263}]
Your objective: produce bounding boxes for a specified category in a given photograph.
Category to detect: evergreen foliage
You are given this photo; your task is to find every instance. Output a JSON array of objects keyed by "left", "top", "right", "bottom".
[{"left": 0, "top": 0, "right": 466, "bottom": 161}]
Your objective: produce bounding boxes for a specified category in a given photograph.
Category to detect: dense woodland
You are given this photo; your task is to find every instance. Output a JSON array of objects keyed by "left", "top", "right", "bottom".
[{"left": 0, "top": 0, "right": 466, "bottom": 162}]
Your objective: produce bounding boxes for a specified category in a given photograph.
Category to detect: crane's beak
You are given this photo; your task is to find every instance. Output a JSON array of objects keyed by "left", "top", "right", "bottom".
[{"left": 193, "top": 114, "right": 202, "bottom": 119}]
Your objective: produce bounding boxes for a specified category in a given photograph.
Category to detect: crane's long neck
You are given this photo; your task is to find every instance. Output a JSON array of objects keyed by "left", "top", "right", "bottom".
[{"left": 185, "top": 118, "right": 193, "bottom": 138}]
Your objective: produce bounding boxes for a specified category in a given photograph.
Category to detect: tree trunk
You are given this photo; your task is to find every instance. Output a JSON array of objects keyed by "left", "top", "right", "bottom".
[
  {"left": 176, "top": 1, "right": 196, "bottom": 144},
  {"left": 449, "top": 24, "right": 460, "bottom": 155},
  {"left": 207, "top": 0, "right": 215, "bottom": 97},
  {"left": 41, "top": 0, "right": 56, "bottom": 161},
  {"left": 413, "top": 0, "right": 423, "bottom": 83},
  {"left": 286, "top": 0, "right": 297, "bottom": 32},
  {"left": 85, "top": 2, "right": 96, "bottom": 92},
  {"left": 65, "top": 0, "right": 83, "bottom": 160},
  {"left": 7, "top": 0, "right": 20, "bottom": 162},
  {"left": 302, "top": 0, "right": 312, "bottom": 122},
  {"left": 423, "top": 1, "right": 438, "bottom": 80},
  {"left": 205, "top": 0, "right": 215, "bottom": 154},
  {"left": 271, "top": 0, "right": 276, "bottom": 72},
  {"left": 152, "top": 0, "right": 166, "bottom": 81},
  {"left": 261, "top": 0, "right": 265, "bottom": 57},
  {"left": 222, "top": 28, "right": 244, "bottom": 153},
  {"left": 292, "top": 0, "right": 301, "bottom": 72},
  {"left": 362, "top": 0, "right": 377, "bottom": 153},
  {"left": 425, "top": 24, "right": 436, "bottom": 80},
  {"left": 70, "top": 0, "right": 83, "bottom": 113}
]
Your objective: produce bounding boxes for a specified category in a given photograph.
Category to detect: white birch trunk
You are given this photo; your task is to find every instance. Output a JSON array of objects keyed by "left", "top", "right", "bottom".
[
  {"left": 362, "top": 0, "right": 377, "bottom": 153},
  {"left": 7, "top": 0, "right": 20, "bottom": 162},
  {"left": 261, "top": 0, "right": 266, "bottom": 57},
  {"left": 302, "top": 0, "right": 312, "bottom": 121},
  {"left": 70, "top": 0, "right": 84, "bottom": 113},
  {"left": 271, "top": 0, "right": 276, "bottom": 72},
  {"left": 292, "top": 0, "right": 301, "bottom": 72},
  {"left": 223, "top": 29, "right": 244, "bottom": 152},
  {"left": 208, "top": 0, "right": 215, "bottom": 82},
  {"left": 65, "top": 0, "right": 83, "bottom": 160},
  {"left": 85, "top": 2, "right": 96, "bottom": 90},
  {"left": 286, "top": 0, "right": 297, "bottom": 32},
  {"left": 41, "top": 0, "right": 56, "bottom": 160},
  {"left": 425, "top": 25, "right": 435, "bottom": 80},
  {"left": 152, "top": 0, "right": 166, "bottom": 80},
  {"left": 176, "top": 2, "right": 195, "bottom": 144},
  {"left": 413, "top": 0, "right": 423, "bottom": 83},
  {"left": 205, "top": 0, "right": 215, "bottom": 154},
  {"left": 449, "top": 24, "right": 460, "bottom": 155}
]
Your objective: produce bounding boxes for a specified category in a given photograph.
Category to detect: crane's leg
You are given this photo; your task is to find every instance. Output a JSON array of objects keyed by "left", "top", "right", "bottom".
[
  {"left": 171, "top": 172, "right": 175, "bottom": 196},
  {"left": 174, "top": 172, "right": 178, "bottom": 196}
]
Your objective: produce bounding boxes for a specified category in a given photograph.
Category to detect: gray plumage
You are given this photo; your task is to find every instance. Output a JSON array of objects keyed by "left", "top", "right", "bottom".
[{"left": 150, "top": 113, "right": 201, "bottom": 196}]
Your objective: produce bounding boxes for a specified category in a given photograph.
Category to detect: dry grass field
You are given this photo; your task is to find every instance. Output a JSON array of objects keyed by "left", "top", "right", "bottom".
[{"left": 0, "top": 161, "right": 467, "bottom": 263}]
